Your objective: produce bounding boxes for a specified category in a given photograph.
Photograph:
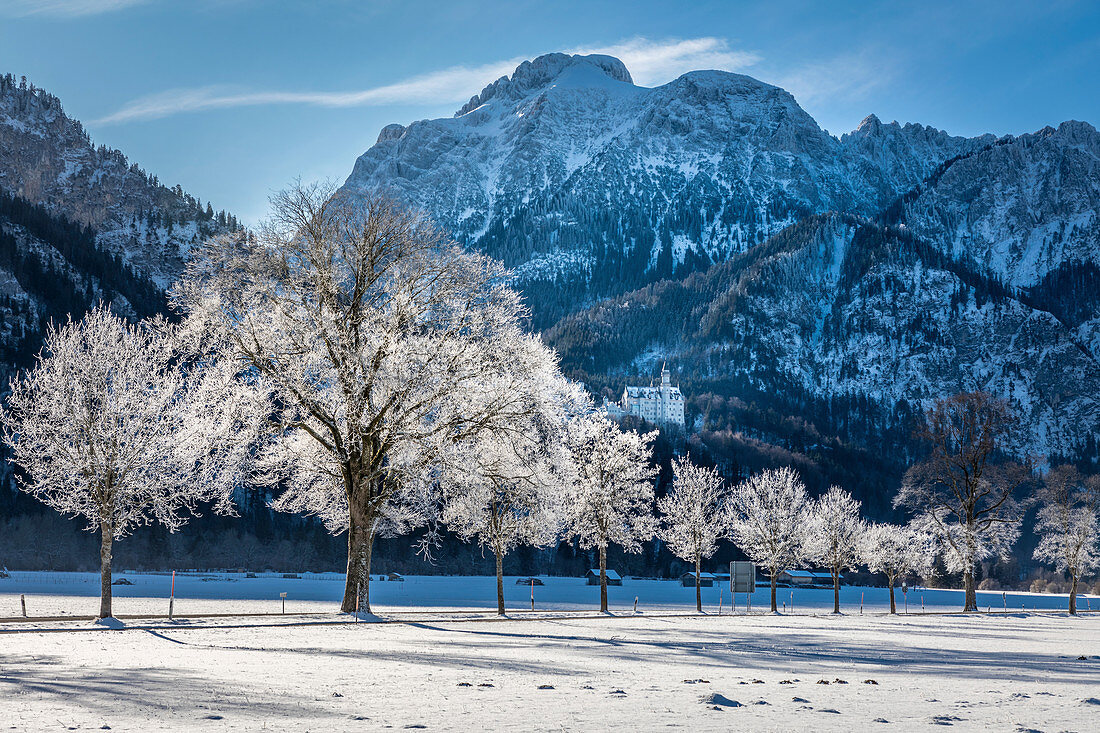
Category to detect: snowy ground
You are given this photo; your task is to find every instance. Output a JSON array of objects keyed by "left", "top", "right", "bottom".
[
  {"left": 2, "top": 571, "right": 1096, "bottom": 618},
  {"left": 0, "top": 610, "right": 1097, "bottom": 731}
]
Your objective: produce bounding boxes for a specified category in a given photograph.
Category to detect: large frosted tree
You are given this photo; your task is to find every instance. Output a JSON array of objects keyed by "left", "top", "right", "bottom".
[
  {"left": 861, "top": 523, "right": 934, "bottom": 614},
  {"left": 895, "top": 392, "right": 1030, "bottom": 612},
  {"left": 564, "top": 412, "right": 657, "bottom": 613},
  {"left": 440, "top": 378, "right": 582, "bottom": 615},
  {"left": 1, "top": 306, "right": 261, "bottom": 619},
  {"left": 805, "top": 485, "right": 865, "bottom": 614},
  {"left": 1033, "top": 465, "right": 1099, "bottom": 615},
  {"left": 726, "top": 466, "right": 811, "bottom": 613},
  {"left": 656, "top": 455, "right": 727, "bottom": 612},
  {"left": 174, "top": 182, "right": 561, "bottom": 613}
]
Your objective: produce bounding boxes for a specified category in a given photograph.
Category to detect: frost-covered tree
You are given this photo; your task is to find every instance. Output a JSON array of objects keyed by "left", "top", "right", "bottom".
[
  {"left": 1033, "top": 465, "right": 1100, "bottom": 615},
  {"left": 895, "top": 392, "right": 1030, "bottom": 612},
  {"left": 805, "top": 485, "right": 865, "bottom": 613},
  {"left": 1, "top": 306, "right": 262, "bottom": 619},
  {"left": 861, "top": 523, "right": 935, "bottom": 614},
  {"left": 657, "top": 455, "right": 727, "bottom": 612},
  {"left": 727, "top": 466, "right": 811, "bottom": 613},
  {"left": 440, "top": 378, "right": 582, "bottom": 615},
  {"left": 564, "top": 412, "right": 657, "bottom": 612},
  {"left": 174, "top": 182, "right": 563, "bottom": 613}
]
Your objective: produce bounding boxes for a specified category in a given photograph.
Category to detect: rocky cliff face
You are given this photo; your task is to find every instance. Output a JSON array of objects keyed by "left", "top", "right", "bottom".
[{"left": 896, "top": 121, "right": 1100, "bottom": 288}]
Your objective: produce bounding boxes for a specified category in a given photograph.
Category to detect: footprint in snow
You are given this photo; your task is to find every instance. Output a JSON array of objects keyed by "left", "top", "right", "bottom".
[
  {"left": 456, "top": 682, "right": 472, "bottom": 687},
  {"left": 873, "top": 718, "right": 889, "bottom": 724},
  {"left": 1082, "top": 698, "right": 1100, "bottom": 705},
  {"left": 930, "top": 714, "right": 964, "bottom": 725},
  {"left": 701, "top": 693, "right": 742, "bottom": 708},
  {"left": 752, "top": 700, "right": 770, "bottom": 705},
  {"left": 818, "top": 709, "right": 841, "bottom": 714},
  {"left": 609, "top": 689, "right": 627, "bottom": 696},
  {"left": 792, "top": 697, "right": 810, "bottom": 703},
  {"left": 537, "top": 685, "right": 554, "bottom": 690},
  {"left": 477, "top": 683, "right": 494, "bottom": 688}
]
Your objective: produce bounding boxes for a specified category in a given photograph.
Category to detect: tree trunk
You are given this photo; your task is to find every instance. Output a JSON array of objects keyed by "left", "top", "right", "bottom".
[
  {"left": 495, "top": 548, "right": 505, "bottom": 616},
  {"left": 833, "top": 569, "right": 841, "bottom": 614},
  {"left": 98, "top": 522, "right": 113, "bottom": 619},
  {"left": 695, "top": 554, "right": 702, "bottom": 613},
  {"left": 963, "top": 569, "right": 977, "bottom": 612},
  {"left": 1069, "top": 573, "right": 1078, "bottom": 615},
  {"left": 888, "top": 583, "right": 896, "bottom": 615},
  {"left": 341, "top": 514, "right": 374, "bottom": 614},
  {"left": 963, "top": 532, "right": 978, "bottom": 612},
  {"left": 770, "top": 572, "right": 778, "bottom": 613},
  {"left": 599, "top": 546, "right": 608, "bottom": 613}
]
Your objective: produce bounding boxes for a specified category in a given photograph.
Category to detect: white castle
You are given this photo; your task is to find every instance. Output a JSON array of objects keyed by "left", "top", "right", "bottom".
[{"left": 604, "top": 364, "right": 686, "bottom": 429}]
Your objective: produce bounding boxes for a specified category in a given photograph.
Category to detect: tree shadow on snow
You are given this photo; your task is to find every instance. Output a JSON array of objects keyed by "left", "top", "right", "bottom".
[
  {"left": 393, "top": 622, "right": 1098, "bottom": 686},
  {"left": 0, "top": 651, "right": 341, "bottom": 722}
]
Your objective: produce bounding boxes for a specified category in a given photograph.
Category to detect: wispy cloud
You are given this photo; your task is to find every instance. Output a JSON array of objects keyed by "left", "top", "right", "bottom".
[
  {"left": 570, "top": 37, "right": 760, "bottom": 86},
  {"left": 92, "top": 58, "right": 526, "bottom": 125},
  {"left": 772, "top": 49, "right": 892, "bottom": 107},
  {"left": 0, "top": 0, "right": 149, "bottom": 18},
  {"left": 92, "top": 36, "right": 762, "bottom": 126}
]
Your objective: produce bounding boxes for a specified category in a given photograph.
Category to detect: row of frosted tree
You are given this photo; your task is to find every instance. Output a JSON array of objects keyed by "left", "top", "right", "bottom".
[{"left": 2, "top": 186, "right": 1097, "bottom": 619}]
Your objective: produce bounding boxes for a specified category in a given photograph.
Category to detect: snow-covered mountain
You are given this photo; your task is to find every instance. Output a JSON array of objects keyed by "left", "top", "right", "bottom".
[
  {"left": 344, "top": 53, "right": 1100, "bottom": 461},
  {"left": 342, "top": 53, "right": 990, "bottom": 320}
]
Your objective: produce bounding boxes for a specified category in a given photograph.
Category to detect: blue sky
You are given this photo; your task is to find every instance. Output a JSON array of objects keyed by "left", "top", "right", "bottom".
[{"left": 1, "top": 0, "right": 1097, "bottom": 224}]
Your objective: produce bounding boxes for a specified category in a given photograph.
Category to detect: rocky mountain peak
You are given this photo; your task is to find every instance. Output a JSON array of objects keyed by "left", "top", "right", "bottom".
[
  {"left": 852, "top": 113, "right": 884, "bottom": 136},
  {"left": 455, "top": 52, "right": 634, "bottom": 117},
  {"left": 376, "top": 123, "right": 407, "bottom": 144}
]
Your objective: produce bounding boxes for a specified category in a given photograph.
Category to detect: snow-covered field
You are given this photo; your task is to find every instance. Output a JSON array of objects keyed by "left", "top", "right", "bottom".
[
  {"left": 2, "top": 571, "right": 1096, "bottom": 618},
  {"left": 1, "top": 608, "right": 1097, "bottom": 731}
]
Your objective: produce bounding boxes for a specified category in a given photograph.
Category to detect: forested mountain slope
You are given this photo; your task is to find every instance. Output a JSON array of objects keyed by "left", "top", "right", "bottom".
[
  {"left": 545, "top": 214, "right": 1100, "bottom": 464},
  {"left": 0, "top": 74, "right": 238, "bottom": 289}
]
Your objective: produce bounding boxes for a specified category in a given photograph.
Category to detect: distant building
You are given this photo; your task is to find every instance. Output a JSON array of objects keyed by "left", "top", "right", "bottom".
[
  {"left": 604, "top": 363, "right": 685, "bottom": 429},
  {"left": 775, "top": 570, "right": 836, "bottom": 587},
  {"left": 586, "top": 569, "right": 623, "bottom": 586},
  {"left": 679, "top": 572, "right": 717, "bottom": 587}
]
